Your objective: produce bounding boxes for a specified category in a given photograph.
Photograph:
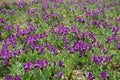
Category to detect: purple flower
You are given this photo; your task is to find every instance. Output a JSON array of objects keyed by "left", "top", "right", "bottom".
[
  {"left": 82, "top": 32, "right": 86, "bottom": 41},
  {"left": 58, "top": 60, "right": 63, "bottom": 67},
  {"left": 23, "top": 61, "right": 33, "bottom": 70},
  {"left": 4, "top": 52, "right": 13, "bottom": 59},
  {"left": 52, "top": 48, "right": 59, "bottom": 55},
  {"left": 102, "top": 48, "right": 108, "bottom": 54},
  {"left": 0, "top": 18, "right": 6, "bottom": 24},
  {"left": 104, "top": 56, "right": 111, "bottom": 63},
  {"left": 27, "top": 8, "right": 37, "bottom": 15},
  {"left": 54, "top": 70, "right": 62, "bottom": 78},
  {"left": 116, "top": 43, "right": 120, "bottom": 50},
  {"left": 74, "top": 34, "right": 78, "bottom": 40},
  {"left": 57, "top": 0, "right": 63, "bottom": 3},
  {"left": 71, "top": 26, "right": 76, "bottom": 33},
  {"left": 69, "top": 47, "right": 75, "bottom": 54},
  {"left": 4, "top": 25, "right": 13, "bottom": 31},
  {"left": 15, "top": 76, "right": 22, "bottom": 80},
  {"left": 37, "top": 44, "right": 44, "bottom": 54},
  {"left": 96, "top": 41, "right": 100, "bottom": 48},
  {"left": 5, "top": 75, "right": 13, "bottom": 80},
  {"left": 92, "top": 55, "right": 103, "bottom": 65},
  {"left": 88, "top": 32, "right": 94, "bottom": 38},
  {"left": 22, "top": 48, "right": 28, "bottom": 53},
  {"left": 29, "top": 24, "right": 36, "bottom": 31},
  {"left": 3, "top": 59, "right": 9, "bottom": 67},
  {"left": 106, "top": 37, "right": 111, "bottom": 43},
  {"left": 30, "top": 42, "right": 36, "bottom": 50},
  {"left": 8, "top": 10, "right": 14, "bottom": 15},
  {"left": 43, "top": 60, "right": 49, "bottom": 67},
  {"left": 64, "top": 43, "right": 69, "bottom": 49},
  {"left": 35, "top": 60, "right": 44, "bottom": 68},
  {"left": 92, "top": 37, "right": 96, "bottom": 43},
  {"left": 48, "top": 44, "right": 54, "bottom": 51},
  {"left": 92, "top": 20, "right": 97, "bottom": 25},
  {"left": 87, "top": 43, "right": 92, "bottom": 50},
  {"left": 14, "top": 49, "right": 21, "bottom": 56},
  {"left": 44, "top": 42, "right": 49, "bottom": 47},
  {"left": 87, "top": 72, "right": 94, "bottom": 80},
  {"left": 41, "top": 3, "right": 47, "bottom": 10},
  {"left": 99, "top": 71, "right": 108, "bottom": 79},
  {"left": 50, "top": 27, "right": 56, "bottom": 33}
]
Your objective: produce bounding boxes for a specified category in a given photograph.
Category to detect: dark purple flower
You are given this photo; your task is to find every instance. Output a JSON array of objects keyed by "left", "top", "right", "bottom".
[
  {"left": 3, "top": 59, "right": 9, "bottom": 67},
  {"left": 5, "top": 75, "right": 13, "bottom": 80},
  {"left": 43, "top": 60, "right": 49, "bottom": 67},
  {"left": 92, "top": 37, "right": 96, "bottom": 43},
  {"left": 92, "top": 20, "right": 97, "bottom": 25},
  {"left": 88, "top": 32, "right": 94, "bottom": 38},
  {"left": 99, "top": 71, "right": 108, "bottom": 79},
  {"left": 0, "top": 18, "right": 6, "bottom": 24},
  {"left": 106, "top": 37, "right": 111, "bottom": 43},
  {"left": 35, "top": 60, "right": 44, "bottom": 68},
  {"left": 23, "top": 61, "right": 33, "bottom": 70},
  {"left": 54, "top": 70, "right": 62, "bottom": 78},
  {"left": 58, "top": 60, "right": 63, "bottom": 67},
  {"left": 1, "top": 10, "right": 7, "bottom": 14},
  {"left": 116, "top": 43, "right": 120, "bottom": 50},
  {"left": 15, "top": 76, "right": 22, "bottom": 80},
  {"left": 22, "top": 48, "right": 28, "bottom": 53},
  {"left": 102, "top": 48, "right": 108, "bottom": 54},
  {"left": 82, "top": 32, "right": 86, "bottom": 41},
  {"left": 52, "top": 48, "right": 59, "bottom": 55},
  {"left": 87, "top": 72, "right": 94, "bottom": 80}
]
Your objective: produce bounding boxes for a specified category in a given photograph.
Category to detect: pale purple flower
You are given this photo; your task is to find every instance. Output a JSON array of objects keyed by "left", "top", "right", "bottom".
[
  {"left": 35, "top": 60, "right": 44, "bottom": 68},
  {"left": 54, "top": 70, "right": 62, "bottom": 78},
  {"left": 43, "top": 60, "right": 49, "bottom": 67},
  {"left": 23, "top": 61, "right": 34, "bottom": 70},
  {"left": 102, "top": 48, "right": 108, "bottom": 54}
]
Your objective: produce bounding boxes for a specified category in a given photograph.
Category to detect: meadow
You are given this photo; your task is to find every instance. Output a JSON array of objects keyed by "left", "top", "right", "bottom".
[{"left": 0, "top": 0, "right": 120, "bottom": 80}]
